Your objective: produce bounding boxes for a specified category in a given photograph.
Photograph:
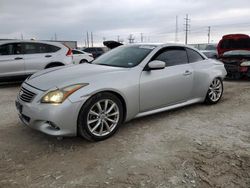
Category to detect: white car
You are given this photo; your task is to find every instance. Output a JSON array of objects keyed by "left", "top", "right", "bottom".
[
  {"left": 72, "top": 49, "right": 94, "bottom": 64},
  {"left": 0, "top": 40, "right": 73, "bottom": 81}
]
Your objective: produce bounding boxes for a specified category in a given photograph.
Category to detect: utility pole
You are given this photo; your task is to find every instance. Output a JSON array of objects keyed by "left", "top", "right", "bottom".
[
  {"left": 175, "top": 16, "right": 178, "bottom": 43},
  {"left": 117, "top": 35, "right": 120, "bottom": 42},
  {"left": 140, "top": 33, "right": 143, "bottom": 43},
  {"left": 86, "top": 31, "right": 89, "bottom": 47},
  {"left": 54, "top": 33, "right": 57, "bottom": 41},
  {"left": 84, "top": 39, "right": 87, "bottom": 47},
  {"left": 21, "top": 33, "right": 24, "bottom": 40},
  {"left": 91, "top": 32, "right": 93, "bottom": 47},
  {"left": 184, "top": 14, "right": 190, "bottom": 45},
  {"left": 208, "top": 26, "right": 211, "bottom": 44},
  {"left": 128, "top": 34, "right": 135, "bottom": 43}
]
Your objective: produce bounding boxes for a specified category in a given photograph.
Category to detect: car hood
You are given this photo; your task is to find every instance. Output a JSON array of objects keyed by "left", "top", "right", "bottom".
[{"left": 26, "top": 64, "right": 127, "bottom": 91}]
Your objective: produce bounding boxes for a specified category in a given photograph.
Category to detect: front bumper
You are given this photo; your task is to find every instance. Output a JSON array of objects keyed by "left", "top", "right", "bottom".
[{"left": 16, "top": 83, "right": 86, "bottom": 137}]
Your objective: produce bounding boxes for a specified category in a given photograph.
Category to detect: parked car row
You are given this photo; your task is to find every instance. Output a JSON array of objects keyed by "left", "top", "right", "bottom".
[
  {"left": 191, "top": 34, "right": 250, "bottom": 79},
  {"left": 189, "top": 43, "right": 218, "bottom": 59},
  {"left": 82, "top": 47, "right": 107, "bottom": 58}
]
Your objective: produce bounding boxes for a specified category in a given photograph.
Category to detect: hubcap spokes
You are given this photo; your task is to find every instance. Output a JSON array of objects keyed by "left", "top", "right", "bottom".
[
  {"left": 209, "top": 79, "right": 222, "bottom": 102},
  {"left": 87, "top": 100, "right": 119, "bottom": 137}
]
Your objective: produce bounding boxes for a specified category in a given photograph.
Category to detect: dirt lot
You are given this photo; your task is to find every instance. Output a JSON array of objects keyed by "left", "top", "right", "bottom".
[{"left": 0, "top": 81, "right": 249, "bottom": 188}]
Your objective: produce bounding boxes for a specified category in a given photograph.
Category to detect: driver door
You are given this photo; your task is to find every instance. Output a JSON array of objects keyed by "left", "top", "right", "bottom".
[
  {"left": 139, "top": 47, "right": 193, "bottom": 112},
  {"left": 0, "top": 43, "right": 25, "bottom": 77}
]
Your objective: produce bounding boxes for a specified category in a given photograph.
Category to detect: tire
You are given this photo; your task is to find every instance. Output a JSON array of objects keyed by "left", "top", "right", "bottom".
[
  {"left": 77, "top": 92, "right": 124, "bottom": 141},
  {"left": 79, "top": 59, "right": 88, "bottom": 64},
  {"left": 205, "top": 78, "right": 223, "bottom": 104}
]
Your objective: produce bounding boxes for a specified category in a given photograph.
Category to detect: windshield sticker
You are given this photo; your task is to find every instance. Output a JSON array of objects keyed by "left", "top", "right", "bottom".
[{"left": 138, "top": 45, "right": 156, "bottom": 50}]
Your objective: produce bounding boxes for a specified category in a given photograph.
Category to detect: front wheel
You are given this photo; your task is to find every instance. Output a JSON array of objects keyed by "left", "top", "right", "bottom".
[
  {"left": 77, "top": 92, "right": 123, "bottom": 141},
  {"left": 205, "top": 78, "right": 223, "bottom": 104}
]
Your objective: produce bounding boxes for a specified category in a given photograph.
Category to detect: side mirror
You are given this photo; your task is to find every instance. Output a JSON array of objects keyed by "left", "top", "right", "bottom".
[{"left": 147, "top": 60, "right": 165, "bottom": 70}]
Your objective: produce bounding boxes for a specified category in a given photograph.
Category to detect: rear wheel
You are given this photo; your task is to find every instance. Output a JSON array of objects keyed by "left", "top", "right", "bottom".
[
  {"left": 77, "top": 92, "right": 123, "bottom": 141},
  {"left": 79, "top": 59, "right": 88, "bottom": 64},
  {"left": 205, "top": 78, "right": 223, "bottom": 104},
  {"left": 45, "top": 63, "right": 64, "bottom": 69}
]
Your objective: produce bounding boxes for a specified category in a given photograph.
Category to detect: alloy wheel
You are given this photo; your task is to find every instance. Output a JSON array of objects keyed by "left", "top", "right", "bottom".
[
  {"left": 87, "top": 99, "right": 120, "bottom": 137},
  {"left": 208, "top": 78, "right": 223, "bottom": 102}
]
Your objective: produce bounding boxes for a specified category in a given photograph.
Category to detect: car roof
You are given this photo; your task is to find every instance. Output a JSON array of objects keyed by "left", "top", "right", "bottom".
[
  {"left": 0, "top": 40, "right": 63, "bottom": 46},
  {"left": 127, "top": 43, "right": 199, "bottom": 49}
]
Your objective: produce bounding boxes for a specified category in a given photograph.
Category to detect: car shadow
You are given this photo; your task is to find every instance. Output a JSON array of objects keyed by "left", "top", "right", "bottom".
[
  {"left": 0, "top": 81, "right": 23, "bottom": 88},
  {"left": 224, "top": 77, "right": 250, "bottom": 82}
]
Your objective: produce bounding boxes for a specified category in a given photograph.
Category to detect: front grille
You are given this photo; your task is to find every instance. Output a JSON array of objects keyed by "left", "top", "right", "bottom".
[
  {"left": 19, "top": 86, "right": 37, "bottom": 103},
  {"left": 224, "top": 63, "right": 239, "bottom": 72}
]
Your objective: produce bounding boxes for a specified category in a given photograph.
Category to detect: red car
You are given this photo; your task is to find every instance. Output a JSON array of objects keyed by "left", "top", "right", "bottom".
[{"left": 217, "top": 34, "right": 250, "bottom": 79}]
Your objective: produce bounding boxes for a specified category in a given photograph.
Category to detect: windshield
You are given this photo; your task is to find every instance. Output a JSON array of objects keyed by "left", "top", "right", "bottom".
[{"left": 92, "top": 45, "right": 155, "bottom": 68}]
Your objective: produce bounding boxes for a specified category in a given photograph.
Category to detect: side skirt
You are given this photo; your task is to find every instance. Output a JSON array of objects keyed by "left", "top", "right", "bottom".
[{"left": 135, "top": 98, "right": 203, "bottom": 119}]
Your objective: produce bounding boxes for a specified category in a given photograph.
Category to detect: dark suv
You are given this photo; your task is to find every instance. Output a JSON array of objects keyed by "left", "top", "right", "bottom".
[{"left": 83, "top": 47, "right": 106, "bottom": 58}]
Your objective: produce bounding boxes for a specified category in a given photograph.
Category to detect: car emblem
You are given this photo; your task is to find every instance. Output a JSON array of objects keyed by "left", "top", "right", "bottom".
[{"left": 19, "top": 90, "right": 24, "bottom": 96}]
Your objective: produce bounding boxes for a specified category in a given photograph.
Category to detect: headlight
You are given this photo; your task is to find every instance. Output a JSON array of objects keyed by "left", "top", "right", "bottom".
[
  {"left": 241, "top": 61, "right": 250, "bottom": 66},
  {"left": 41, "top": 84, "right": 88, "bottom": 104}
]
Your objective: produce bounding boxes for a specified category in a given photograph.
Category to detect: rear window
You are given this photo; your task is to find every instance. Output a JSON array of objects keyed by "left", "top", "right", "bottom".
[
  {"left": 72, "top": 50, "right": 83, "bottom": 54},
  {"left": 23, "top": 43, "right": 60, "bottom": 54}
]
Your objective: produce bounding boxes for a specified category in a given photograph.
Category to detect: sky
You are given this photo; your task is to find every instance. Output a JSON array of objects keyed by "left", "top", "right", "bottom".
[{"left": 1, "top": 0, "right": 250, "bottom": 47}]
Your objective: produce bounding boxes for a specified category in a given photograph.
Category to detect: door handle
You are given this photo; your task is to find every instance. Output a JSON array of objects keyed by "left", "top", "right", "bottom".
[
  {"left": 183, "top": 70, "right": 192, "bottom": 76},
  {"left": 14, "top": 57, "right": 23, "bottom": 60},
  {"left": 45, "top": 55, "right": 52, "bottom": 58}
]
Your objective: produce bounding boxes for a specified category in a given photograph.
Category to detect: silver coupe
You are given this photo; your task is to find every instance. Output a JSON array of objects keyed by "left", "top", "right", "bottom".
[{"left": 16, "top": 44, "right": 227, "bottom": 141}]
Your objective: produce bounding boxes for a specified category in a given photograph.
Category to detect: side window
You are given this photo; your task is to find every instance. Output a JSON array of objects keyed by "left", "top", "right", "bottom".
[
  {"left": 84, "top": 48, "right": 94, "bottom": 53},
  {"left": 186, "top": 48, "right": 204, "bottom": 63},
  {"left": 23, "top": 43, "right": 37, "bottom": 54},
  {"left": 23, "top": 43, "right": 60, "bottom": 54},
  {"left": 96, "top": 48, "right": 104, "bottom": 52},
  {"left": 153, "top": 48, "right": 188, "bottom": 66},
  {"left": 0, "top": 43, "right": 22, "bottom": 55}
]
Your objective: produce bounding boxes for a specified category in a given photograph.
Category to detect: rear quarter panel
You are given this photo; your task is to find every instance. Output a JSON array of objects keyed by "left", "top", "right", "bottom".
[{"left": 190, "top": 59, "right": 226, "bottom": 100}]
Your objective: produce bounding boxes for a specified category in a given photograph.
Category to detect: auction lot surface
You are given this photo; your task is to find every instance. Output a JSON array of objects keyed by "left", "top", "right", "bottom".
[{"left": 0, "top": 81, "right": 250, "bottom": 188}]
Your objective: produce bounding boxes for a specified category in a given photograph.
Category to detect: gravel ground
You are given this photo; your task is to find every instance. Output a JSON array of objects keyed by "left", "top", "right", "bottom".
[{"left": 0, "top": 81, "right": 249, "bottom": 188}]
